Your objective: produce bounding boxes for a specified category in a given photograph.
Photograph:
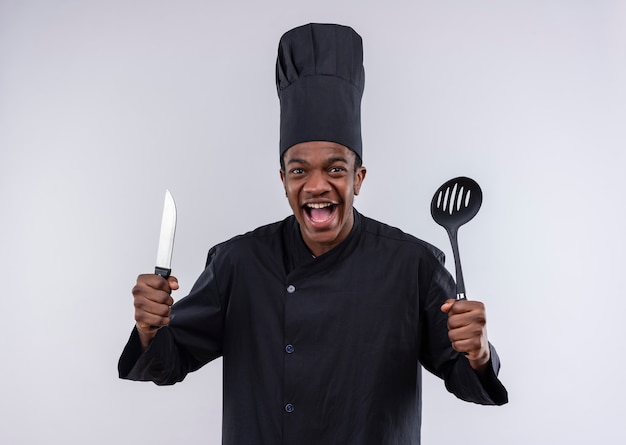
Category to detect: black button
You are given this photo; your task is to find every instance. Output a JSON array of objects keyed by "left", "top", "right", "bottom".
[
  {"left": 285, "top": 344, "right": 295, "bottom": 354},
  {"left": 285, "top": 403, "right": 294, "bottom": 413}
]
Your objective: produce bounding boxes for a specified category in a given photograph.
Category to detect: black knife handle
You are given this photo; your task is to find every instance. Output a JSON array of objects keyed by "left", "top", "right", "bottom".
[
  {"left": 155, "top": 267, "right": 171, "bottom": 278},
  {"left": 150, "top": 267, "right": 171, "bottom": 330}
]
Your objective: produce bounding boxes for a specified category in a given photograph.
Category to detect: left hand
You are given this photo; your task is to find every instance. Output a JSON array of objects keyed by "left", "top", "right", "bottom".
[{"left": 441, "top": 299, "right": 490, "bottom": 373}]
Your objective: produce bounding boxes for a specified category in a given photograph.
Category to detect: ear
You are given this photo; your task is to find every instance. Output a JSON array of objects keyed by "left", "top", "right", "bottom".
[
  {"left": 279, "top": 169, "right": 287, "bottom": 195},
  {"left": 353, "top": 166, "right": 367, "bottom": 196}
]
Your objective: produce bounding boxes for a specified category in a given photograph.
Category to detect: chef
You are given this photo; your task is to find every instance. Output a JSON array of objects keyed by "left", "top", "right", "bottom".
[{"left": 119, "top": 23, "right": 508, "bottom": 445}]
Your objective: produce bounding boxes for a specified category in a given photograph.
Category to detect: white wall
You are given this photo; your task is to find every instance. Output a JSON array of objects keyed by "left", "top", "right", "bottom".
[{"left": 1, "top": 1, "right": 624, "bottom": 443}]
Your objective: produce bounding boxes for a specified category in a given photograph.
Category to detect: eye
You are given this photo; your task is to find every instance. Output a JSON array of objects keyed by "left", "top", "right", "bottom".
[
  {"left": 328, "top": 166, "right": 347, "bottom": 174},
  {"left": 289, "top": 168, "right": 305, "bottom": 175}
]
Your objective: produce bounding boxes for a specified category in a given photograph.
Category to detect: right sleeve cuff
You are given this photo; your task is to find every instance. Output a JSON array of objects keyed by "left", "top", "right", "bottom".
[{"left": 118, "top": 327, "right": 145, "bottom": 379}]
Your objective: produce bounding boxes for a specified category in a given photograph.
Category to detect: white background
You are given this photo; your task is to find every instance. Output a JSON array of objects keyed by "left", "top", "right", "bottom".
[{"left": 1, "top": 0, "right": 625, "bottom": 443}]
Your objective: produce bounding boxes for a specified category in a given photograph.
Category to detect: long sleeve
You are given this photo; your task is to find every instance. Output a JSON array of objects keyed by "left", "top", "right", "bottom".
[
  {"left": 118, "top": 214, "right": 507, "bottom": 444},
  {"left": 441, "top": 343, "right": 508, "bottom": 405},
  {"left": 118, "top": 247, "right": 226, "bottom": 385},
  {"left": 419, "top": 249, "right": 508, "bottom": 406},
  {"left": 118, "top": 326, "right": 190, "bottom": 385}
]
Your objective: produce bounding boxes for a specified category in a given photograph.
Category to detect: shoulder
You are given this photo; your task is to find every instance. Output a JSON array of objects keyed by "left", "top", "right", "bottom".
[
  {"left": 359, "top": 213, "right": 446, "bottom": 264},
  {"left": 205, "top": 216, "right": 294, "bottom": 266}
]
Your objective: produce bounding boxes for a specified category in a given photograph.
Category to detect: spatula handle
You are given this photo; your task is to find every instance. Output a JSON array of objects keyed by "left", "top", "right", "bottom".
[{"left": 447, "top": 227, "right": 467, "bottom": 300}]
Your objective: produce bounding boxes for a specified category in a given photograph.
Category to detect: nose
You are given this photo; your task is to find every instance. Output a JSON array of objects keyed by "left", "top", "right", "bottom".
[{"left": 303, "top": 170, "right": 331, "bottom": 196}]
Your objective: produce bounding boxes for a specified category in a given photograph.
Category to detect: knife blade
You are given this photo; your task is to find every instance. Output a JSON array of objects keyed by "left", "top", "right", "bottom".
[{"left": 155, "top": 189, "right": 177, "bottom": 278}]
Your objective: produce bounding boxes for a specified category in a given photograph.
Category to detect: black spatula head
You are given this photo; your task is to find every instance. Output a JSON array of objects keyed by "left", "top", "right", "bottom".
[
  {"left": 430, "top": 177, "right": 483, "bottom": 299},
  {"left": 431, "top": 177, "right": 482, "bottom": 231}
]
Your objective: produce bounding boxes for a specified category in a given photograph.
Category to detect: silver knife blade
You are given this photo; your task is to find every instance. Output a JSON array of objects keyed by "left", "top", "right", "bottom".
[{"left": 155, "top": 189, "right": 177, "bottom": 278}]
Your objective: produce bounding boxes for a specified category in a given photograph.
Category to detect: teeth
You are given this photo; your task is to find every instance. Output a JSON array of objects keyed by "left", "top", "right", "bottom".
[{"left": 306, "top": 203, "right": 333, "bottom": 209}]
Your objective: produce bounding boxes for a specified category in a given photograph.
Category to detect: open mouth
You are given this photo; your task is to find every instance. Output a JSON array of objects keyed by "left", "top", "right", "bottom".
[{"left": 304, "top": 202, "right": 337, "bottom": 223}]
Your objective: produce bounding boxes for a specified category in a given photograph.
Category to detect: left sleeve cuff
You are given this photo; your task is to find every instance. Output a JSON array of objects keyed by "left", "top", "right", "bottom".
[{"left": 476, "top": 343, "right": 508, "bottom": 405}]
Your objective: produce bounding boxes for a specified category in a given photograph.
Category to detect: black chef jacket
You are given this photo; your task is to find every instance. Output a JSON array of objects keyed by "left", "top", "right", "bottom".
[{"left": 119, "top": 210, "right": 507, "bottom": 445}]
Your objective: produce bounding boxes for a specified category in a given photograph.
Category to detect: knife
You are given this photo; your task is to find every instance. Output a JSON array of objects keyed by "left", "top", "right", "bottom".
[{"left": 155, "top": 189, "right": 177, "bottom": 278}]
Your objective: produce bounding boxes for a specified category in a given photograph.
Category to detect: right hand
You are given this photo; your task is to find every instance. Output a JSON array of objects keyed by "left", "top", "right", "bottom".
[{"left": 132, "top": 274, "right": 179, "bottom": 348}]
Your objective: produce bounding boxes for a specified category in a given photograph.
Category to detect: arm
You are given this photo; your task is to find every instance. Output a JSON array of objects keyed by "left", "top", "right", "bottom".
[
  {"left": 118, "top": 249, "right": 226, "bottom": 385},
  {"left": 419, "top": 259, "right": 508, "bottom": 405},
  {"left": 440, "top": 298, "right": 508, "bottom": 404}
]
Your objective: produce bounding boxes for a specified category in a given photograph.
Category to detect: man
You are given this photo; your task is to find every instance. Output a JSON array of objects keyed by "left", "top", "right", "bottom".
[{"left": 119, "top": 23, "right": 508, "bottom": 444}]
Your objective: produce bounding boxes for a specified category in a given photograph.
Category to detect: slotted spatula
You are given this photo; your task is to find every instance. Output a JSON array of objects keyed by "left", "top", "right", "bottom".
[{"left": 430, "top": 177, "right": 483, "bottom": 300}]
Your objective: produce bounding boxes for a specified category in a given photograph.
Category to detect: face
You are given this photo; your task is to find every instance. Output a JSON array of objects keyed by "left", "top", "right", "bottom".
[{"left": 280, "top": 141, "right": 366, "bottom": 257}]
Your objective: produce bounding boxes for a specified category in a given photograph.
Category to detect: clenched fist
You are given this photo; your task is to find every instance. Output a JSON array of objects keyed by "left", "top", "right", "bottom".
[
  {"left": 441, "top": 299, "right": 490, "bottom": 373},
  {"left": 132, "top": 274, "right": 179, "bottom": 350}
]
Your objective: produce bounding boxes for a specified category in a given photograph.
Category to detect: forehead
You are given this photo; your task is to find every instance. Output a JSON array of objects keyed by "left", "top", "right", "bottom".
[{"left": 284, "top": 141, "right": 356, "bottom": 164}]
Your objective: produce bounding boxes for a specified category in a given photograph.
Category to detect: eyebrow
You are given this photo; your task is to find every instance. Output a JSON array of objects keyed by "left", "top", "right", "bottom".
[
  {"left": 327, "top": 157, "right": 349, "bottom": 164},
  {"left": 287, "top": 157, "right": 349, "bottom": 165},
  {"left": 287, "top": 158, "right": 309, "bottom": 165}
]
